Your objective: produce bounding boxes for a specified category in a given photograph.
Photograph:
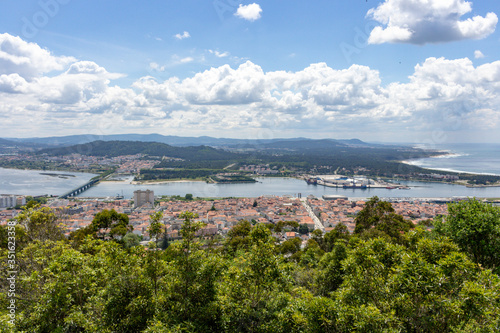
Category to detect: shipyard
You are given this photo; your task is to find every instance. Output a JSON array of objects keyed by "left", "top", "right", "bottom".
[{"left": 305, "top": 175, "right": 411, "bottom": 190}]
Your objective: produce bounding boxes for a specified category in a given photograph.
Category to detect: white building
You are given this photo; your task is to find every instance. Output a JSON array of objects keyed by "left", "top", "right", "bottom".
[{"left": 0, "top": 195, "right": 25, "bottom": 208}]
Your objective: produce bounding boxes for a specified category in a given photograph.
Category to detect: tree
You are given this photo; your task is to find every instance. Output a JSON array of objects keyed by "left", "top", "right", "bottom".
[
  {"left": 218, "top": 224, "right": 296, "bottom": 332},
  {"left": 122, "top": 232, "right": 140, "bottom": 248},
  {"left": 156, "top": 211, "right": 223, "bottom": 331},
  {"left": 90, "top": 209, "right": 132, "bottom": 240},
  {"left": 354, "top": 196, "right": 394, "bottom": 234},
  {"left": 15, "top": 204, "right": 65, "bottom": 242},
  {"left": 185, "top": 193, "right": 194, "bottom": 201},
  {"left": 323, "top": 223, "right": 350, "bottom": 252},
  {"left": 147, "top": 211, "right": 164, "bottom": 249},
  {"left": 298, "top": 223, "right": 310, "bottom": 235},
  {"left": 224, "top": 220, "right": 252, "bottom": 254},
  {"left": 279, "top": 237, "right": 302, "bottom": 256},
  {"left": 354, "top": 196, "right": 413, "bottom": 243},
  {"left": 315, "top": 241, "right": 348, "bottom": 296},
  {"left": 435, "top": 198, "right": 500, "bottom": 272}
]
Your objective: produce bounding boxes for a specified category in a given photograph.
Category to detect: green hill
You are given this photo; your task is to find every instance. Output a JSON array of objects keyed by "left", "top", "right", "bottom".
[{"left": 37, "top": 140, "right": 239, "bottom": 161}]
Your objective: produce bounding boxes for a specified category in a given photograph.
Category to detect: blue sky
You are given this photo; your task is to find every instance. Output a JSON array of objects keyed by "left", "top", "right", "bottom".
[{"left": 1, "top": 0, "right": 500, "bottom": 144}]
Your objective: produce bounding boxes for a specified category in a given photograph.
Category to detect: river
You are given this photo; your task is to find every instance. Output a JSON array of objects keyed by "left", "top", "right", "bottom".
[{"left": 1, "top": 168, "right": 499, "bottom": 199}]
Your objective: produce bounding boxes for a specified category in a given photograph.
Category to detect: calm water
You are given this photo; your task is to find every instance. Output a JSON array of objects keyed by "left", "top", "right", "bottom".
[
  {"left": 408, "top": 143, "right": 500, "bottom": 175},
  {"left": 75, "top": 176, "right": 500, "bottom": 199},
  {"left": 2, "top": 142, "right": 500, "bottom": 200},
  {"left": 0, "top": 168, "right": 97, "bottom": 196}
]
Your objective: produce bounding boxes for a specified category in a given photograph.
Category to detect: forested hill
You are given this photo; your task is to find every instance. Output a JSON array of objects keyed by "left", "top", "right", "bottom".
[{"left": 37, "top": 140, "right": 239, "bottom": 160}]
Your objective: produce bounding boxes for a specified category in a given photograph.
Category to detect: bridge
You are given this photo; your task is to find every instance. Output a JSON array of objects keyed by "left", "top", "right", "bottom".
[{"left": 59, "top": 179, "right": 99, "bottom": 199}]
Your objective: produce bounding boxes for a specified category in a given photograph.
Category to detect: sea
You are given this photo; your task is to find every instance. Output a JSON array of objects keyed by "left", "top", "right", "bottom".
[
  {"left": 406, "top": 143, "right": 500, "bottom": 176},
  {"left": 1, "top": 143, "right": 499, "bottom": 199}
]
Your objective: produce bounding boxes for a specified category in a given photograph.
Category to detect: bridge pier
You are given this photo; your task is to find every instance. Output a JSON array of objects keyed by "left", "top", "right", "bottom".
[{"left": 59, "top": 179, "right": 99, "bottom": 199}]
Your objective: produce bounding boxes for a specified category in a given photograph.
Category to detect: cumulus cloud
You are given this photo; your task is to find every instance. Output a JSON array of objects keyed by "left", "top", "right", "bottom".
[
  {"left": 174, "top": 31, "right": 190, "bottom": 40},
  {"left": 367, "top": 0, "right": 498, "bottom": 44},
  {"left": 2, "top": 33, "right": 500, "bottom": 140},
  {"left": 209, "top": 50, "right": 230, "bottom": 58},
  {"left": 475, "top": 50, "right": 485, "bottom": 59},
  {"left": 180, "top": 57, "right": 194, "bottom": 64},
  {"left": 235, "top": 3, "right": 262, "bottom": 21},
  {"left": 149, "top": 62, "right": 165, "bottom": 72},
  {"left": 0, "top": 33, "right": 75, "bottom": 79}
]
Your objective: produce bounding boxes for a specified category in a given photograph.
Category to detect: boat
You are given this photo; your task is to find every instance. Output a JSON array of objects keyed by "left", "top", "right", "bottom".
[{"left": 305, "top": 178, "right": 318, "bottom": 185}]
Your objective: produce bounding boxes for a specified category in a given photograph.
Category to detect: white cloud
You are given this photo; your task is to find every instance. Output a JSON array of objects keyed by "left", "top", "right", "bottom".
[
  {"left": 367, "top": 0, "right": 498, "bottom": 44},
  {"left": 0, "top": 33, "right": 75, "bottom": 79},
  {"left": 0, "top": 73, "right": 28, "bottom": 93},
  {"left": 180, "top": 57, "right": 194, "bottom": 64},
  {"left": 475, "top": 50, "right": 485, "bottom": 59},
  {"left": 209, "top": 50, "right": 230, "bottom": 58},
  {"left": 174, "top": 31, "right": 190, "bottom": 40},
  {"left": 180, "top": 61, "right": 267, "bottom": 105},
  {"left": 235, "top": 3, "right": 262, "bottom": 22},
  {"left": 2, "top": 33, "right": 500, "bottom": 140},
  {"left": 149, "top": 62, "right": 165, "bottom": 72}
]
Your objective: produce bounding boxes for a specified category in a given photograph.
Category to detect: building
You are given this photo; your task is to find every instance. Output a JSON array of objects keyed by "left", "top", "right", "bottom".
[
  {"left": 322, "top": 195, "right": 348, "bottom": 201},
  {"left": 0, "top": 195, "right": 25, "bottom": 208},
  {"left": 133, "top": 190, "right": 154, "bottom": 208}
]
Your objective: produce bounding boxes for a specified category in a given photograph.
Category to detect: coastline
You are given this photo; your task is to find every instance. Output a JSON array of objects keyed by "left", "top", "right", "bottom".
[
  {"left": 130, "top": 179, "right": 206, "bottom": 185},
  {"left": 401, "top": 159, "right": 500, "bottom": 177}
]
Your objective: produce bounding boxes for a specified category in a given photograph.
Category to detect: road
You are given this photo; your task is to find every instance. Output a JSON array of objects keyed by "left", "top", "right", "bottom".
[
  {"left": 223, "top": 163, "right": 237, "bottom": 170},
  {"left": 300, "top": 198, "right": 325, "bottom": 232}
]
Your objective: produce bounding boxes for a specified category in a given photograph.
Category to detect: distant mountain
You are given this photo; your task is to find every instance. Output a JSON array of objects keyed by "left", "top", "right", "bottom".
[
  {"left": 0, "top": 138, "right": 47, "bottom": 149},
  {"left": 0, "top": 138, "right": 16, "bottom": 146},
  {"left": 37, "top": 140, "right": 240, "bottom": 160},
  {"left": 4, "top": 134, "right": 378, "bottom": 149},
  {"left": 6, "top": 134, "right": 265, "bottom": 147},
  {"left": 259, "top": 139, "right": 345, "bottom": 150}
]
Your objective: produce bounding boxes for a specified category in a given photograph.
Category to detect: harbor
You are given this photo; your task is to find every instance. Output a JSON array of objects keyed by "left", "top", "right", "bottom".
[{"left": 305, "top": 175, "right": 411, "bottom": 190}]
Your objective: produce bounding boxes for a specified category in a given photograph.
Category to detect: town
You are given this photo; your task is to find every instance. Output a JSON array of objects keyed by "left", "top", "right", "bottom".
[{"left": 0, "top": 191, "right": 450, "bottom": 244}]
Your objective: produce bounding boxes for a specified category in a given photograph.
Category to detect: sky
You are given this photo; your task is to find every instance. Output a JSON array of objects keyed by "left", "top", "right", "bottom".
[{"left": 0, "top": 0, "right": 500, "bottom": 144}]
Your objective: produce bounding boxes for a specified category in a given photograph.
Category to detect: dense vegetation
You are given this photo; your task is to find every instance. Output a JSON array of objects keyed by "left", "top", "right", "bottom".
[
  {"left": 38, "top": 141, "right": 240, "bottom": 161},
  {"left": 137, "top": 169, "right": 220, "bottom": 181},
  {"left": 1, "top": 198, "right": 500, "bottom": 332},
  {"left": 14, "top": 140, "right": 500, "bottom": 184}
]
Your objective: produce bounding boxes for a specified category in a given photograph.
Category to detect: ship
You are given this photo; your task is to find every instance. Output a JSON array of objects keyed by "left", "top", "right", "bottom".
[
  {"left": 343, "top": 184, "right": 367, "bottom": 189},
  {"left": 305, "top": 178, "right": 318, "bottom": 185}
]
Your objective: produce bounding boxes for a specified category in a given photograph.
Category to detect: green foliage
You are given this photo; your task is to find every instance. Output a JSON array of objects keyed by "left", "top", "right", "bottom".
[
  {"left": 15, "top": 204, "right": 65, "bottom": 242},
  {"left": 224, "top": 220, "right": 253, "bottom": 254},
  {"left": 123, "top": 232, "right": 140, "bottom": 248},
  {"left": 25, "top": 196, "right": 48, "bottom": 205},
  {"left": 279, "top": 237, "right": 302, "bottom": 256},
  {"left": 298, "top": 224, "right": 309, "bottom": 235},
  {"left": 3, "top": 207, "right": 500, "bottom": 332},
  {"left": 354, "top": 196, "right": 414, "bottom": 244},
  {"left": 323, "top": 223, "right": 350, "bottom": 252},
  {"left": 138, "top": 168, "right": 221, "bottom": 181},
  {"left": 218, "top": 224, "right": 295, "bottom": 332},
  {"left": 435, "top": 198, "right": 500, "bottom": 273},
  {"left": 90, "top": 209, "right": 132, "bottom": 240},
  {"left": 315, "top": 241, "right": 348, "bottom": 296},
  {"left": 39, "top": 140, "right": 239, "bottom": 161},
  {"left": 148, "top": 211, "right": 164, "bottom": 248}
]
